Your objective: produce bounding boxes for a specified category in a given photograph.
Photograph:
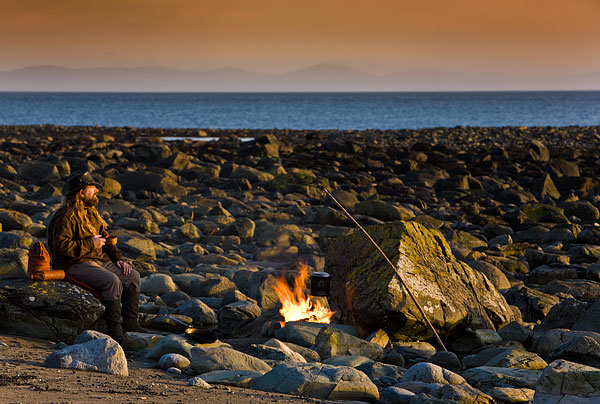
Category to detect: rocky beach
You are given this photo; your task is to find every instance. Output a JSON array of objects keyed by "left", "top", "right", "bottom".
[{"left": 3, "top": 124, "right": 600, "bottom": 403}]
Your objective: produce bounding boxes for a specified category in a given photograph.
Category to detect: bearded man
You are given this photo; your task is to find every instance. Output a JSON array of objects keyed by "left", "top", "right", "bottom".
[{"left": 48, "top": 171, "right": 144, "bottom": 342}]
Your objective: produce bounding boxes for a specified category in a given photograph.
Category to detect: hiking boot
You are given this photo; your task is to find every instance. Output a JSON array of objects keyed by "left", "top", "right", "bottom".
[
  {"left": 121, "top": 289, "right": 147, "bottom": 333},
  {"left": 103, "top": 299, "right": 124, "bottom": 342}
]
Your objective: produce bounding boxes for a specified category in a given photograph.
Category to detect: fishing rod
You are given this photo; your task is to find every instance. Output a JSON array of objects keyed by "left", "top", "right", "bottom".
[{"left": 322, "top": 187, "right": 448, "bottom": 352}]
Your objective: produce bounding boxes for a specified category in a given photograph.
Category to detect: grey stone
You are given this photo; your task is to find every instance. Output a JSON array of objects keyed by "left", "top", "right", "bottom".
[
  {"left": 379, "top": 386, "right": 415, "bottom": 404},
  {"left": 218, "top": 300, "right": 262, "bottom": 335},
  {"left": 0, "top": 208, "right": 32, "bottom": 231},
  {"left": 401, "top": 362, "right": 466, "bottom": 385},
  {"left": 483, "top": 348, "right": 547, "bottom": 370},
  {"left": 354, "top": 200, "right": 414, "bottom": 222},
  {"left": 313, "top": 326, "right": 383, "bottom": 361},
  {"left": 322, "top": 355, "right": 373, "bottom": 367},
  {"left": 174, "top": 298, "right": 218, "bottom": 326},
  {"left": 450, "top": 329, "right": 503, "bottom": 353},
  {"left": 158, "top": 353, "right": 191, "bottom": 370},
  {"left": 191, "top": 275, "right": 237, "bottom": 298},
  {"left": 391, "top": 341, "right": 436, "bottom": 366},
  {"left": 140, "top": 273, "right": 178, "bottom": 296},
  {"left": 489, "top": 387, "right": 535, "bottom": 404},
  {"left": 146, "top": 334, "right": 196, "bottom": 360},
  {"left": 462, "top": 366, "right": 542, "bottom": 389},
  {"left": 546, "top": 336, "right": 600, "bottom": 368},
  {"left": 532, "top": 329, "right": 600, "bottom": 359},
  {"left": 0, "top": 248, "right": 28, "bottom": 278},
  {"left": 250, "top": 362, "right": 379, "bottom": 402},
  {"left": 198, "top": 370, "right": 263, "bottom": 387},
  {"left": 189, "top": 346, "right": 272, "bottom": 374},
  {"left": 44, "top": 336, "right": 128, "bottom": 376},
  {"left": 533, "top": 360, "right": 600, "bottom": 403}
]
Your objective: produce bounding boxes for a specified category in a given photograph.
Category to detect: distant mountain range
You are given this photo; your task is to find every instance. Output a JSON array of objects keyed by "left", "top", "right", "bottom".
[{"left": 1, "top": 64, "right": 599, "bottom": 91}]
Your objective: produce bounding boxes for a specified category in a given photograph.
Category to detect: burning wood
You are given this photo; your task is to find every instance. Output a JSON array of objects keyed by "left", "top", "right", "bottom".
[{"left": 274, "top": 262, "right": 335, "bottom": 324}]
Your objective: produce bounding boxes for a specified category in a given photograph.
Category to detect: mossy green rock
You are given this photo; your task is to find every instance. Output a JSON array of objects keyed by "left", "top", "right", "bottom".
[
  {"left": 325, "top": 221, "right": 515, "bottom": 340},
  {"left": 522, "top": 204, "right": 568, "bottom": 223}
]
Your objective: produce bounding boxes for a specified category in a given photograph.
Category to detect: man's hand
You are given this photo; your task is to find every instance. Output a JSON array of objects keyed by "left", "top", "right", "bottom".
[
  {"left": 116, "top": 260, "right": 132, "bottom": 275},
  {"left": 91, "top": 235, "right": 106, "bottom": 249}
]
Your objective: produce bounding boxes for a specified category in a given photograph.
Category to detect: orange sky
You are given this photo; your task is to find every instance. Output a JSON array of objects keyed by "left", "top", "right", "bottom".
[{"left": 1, "top": 0, "right": 599, "bottom": 76}]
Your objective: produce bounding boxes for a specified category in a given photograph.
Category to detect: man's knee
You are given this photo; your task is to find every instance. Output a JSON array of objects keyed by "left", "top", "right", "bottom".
[{"left": 127, "top": 269, "right": 141, "bottom": 291}]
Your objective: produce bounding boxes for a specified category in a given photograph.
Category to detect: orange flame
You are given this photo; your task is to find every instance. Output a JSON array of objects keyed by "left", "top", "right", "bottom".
[{"left": 274, "top": 262, "right": 335, "bottom": 324}]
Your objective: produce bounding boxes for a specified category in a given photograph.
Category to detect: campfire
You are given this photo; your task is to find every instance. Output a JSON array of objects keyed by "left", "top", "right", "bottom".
[{"left": 274, "top": 262, "right": 335, "bottom": 324}]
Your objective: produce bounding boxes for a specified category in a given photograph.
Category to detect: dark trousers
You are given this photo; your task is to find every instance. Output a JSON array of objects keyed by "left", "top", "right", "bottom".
[{"left": 67, "top": 260, "right": 140, "bottom": 301}]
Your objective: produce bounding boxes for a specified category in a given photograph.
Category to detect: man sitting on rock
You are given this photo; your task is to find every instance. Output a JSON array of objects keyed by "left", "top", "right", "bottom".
[{"left": 47, "top": 171, "right": 145, "bottom": 342}]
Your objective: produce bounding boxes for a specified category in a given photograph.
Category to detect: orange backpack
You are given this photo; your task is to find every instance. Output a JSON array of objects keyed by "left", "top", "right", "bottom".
[{"left": 27, "top": 241, "right": 65, "bottom": 281}]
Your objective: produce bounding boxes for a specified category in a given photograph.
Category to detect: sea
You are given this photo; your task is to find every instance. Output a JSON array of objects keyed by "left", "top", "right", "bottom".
[{"left": 0, "top": 91, "right": 599, "bottom": 130}]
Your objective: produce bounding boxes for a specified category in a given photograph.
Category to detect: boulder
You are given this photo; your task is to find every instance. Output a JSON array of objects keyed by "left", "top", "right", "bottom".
[
  {"left": 462, "top": 366, "right": 542, "bottom": 390},
  {"left": 534, "top": 360, "right": 600, "bottom": 403},
  {"left": 0, "top": 248, "right": 28, "bottom": 278},
  {"left": 546, "top": 336, "right": 600, "bottom": 368},
  {"left": 174, "top": 298, "right": 218, "bottom": 326},
  {"left": 158, "top": 353, "right": 191, "bottom": 370},
  {"left": 489, "top": 387, "right": 535, "bottom": 404},
  {"left": 312, "top": 326, "right": 383, "bottom": 361},
  {"left": 532, "top": 329, "right": 600, "bottom": 359},
  {"left": 250, "top": 362, "right": 379, "bottom": 403},
  {"left": 401, "top": 362, "right": 466, "bottom": 385},
  {"left": 118, "top": 170, "right": 189, "bottom": 197},
  {"left": 189, "top": 346, "right": 272, "bottom": 374},
  {"left": 198, "top": 370, "right": 263, "bottom": 387},
  {"left": 44, "top": 333, "right": 128, "bottom": 376},
  {"left": 0, "top": 208, "right": 32, "bottom": 231},
  {"left": 218, "top": 300, "right": 262, "bottom": 335},
  {"left": 250, "top": 343, "right": 307, "bottom": 363},
  {"left": 354, "top": 200, "right": 414, "bottom": 222},
  {"left": 16, "top": 160, "right": 60, "bottom": 184},
  {"left": 0, "top": 278, "right": 104, "bottom": 343},
  {"left": 140, "top": 273, "right": 178, "bottom": 296},
  {"left": 390, "top": 341, "right": 437, "bottom": 366},
  {"left": 146, "top": 334, "right": 197, "bottom": 360},
  {"left": 326, "top": 221, "right": 515, "bottom": 340}
]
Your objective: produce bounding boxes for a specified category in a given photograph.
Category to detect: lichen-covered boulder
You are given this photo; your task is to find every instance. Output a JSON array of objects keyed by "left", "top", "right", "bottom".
[
  {"left": 325, "top": 221, "right": 515, "bottom": 340},
  {"left": 0, "top": 278, "right": 104, "bottom": 343}
]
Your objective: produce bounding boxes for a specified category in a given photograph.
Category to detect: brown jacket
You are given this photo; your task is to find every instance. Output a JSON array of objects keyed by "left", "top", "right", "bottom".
[{"left": 47, "top": 206, "right": 122, "bottom": 270}]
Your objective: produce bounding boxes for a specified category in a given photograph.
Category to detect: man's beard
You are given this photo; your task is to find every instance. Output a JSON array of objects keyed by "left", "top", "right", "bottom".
[{"left": 82, "top": 195, "right": 99, "bottom": 207}]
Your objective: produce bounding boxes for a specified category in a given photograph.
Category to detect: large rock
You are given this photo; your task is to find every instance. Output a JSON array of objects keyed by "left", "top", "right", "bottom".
[
  {"left": 312, "top": 326, "right": 383, "bottom": 361},
  {"left": 401, "top": 362, "right": 466, "bottom": 385},
  {"left": 546, "top": 336, "right": 600, "bottom": 368},
  {"left": 462, "top": 366, "right": 542, "bottom": 390},
  {"left": 44, "top": 333, "right": 128, "bottom": 376},
  {"left": 218, "top": 300, "right": 262, "bottom": 335},
  {"left": 174, "top": 298, "right": 218, "bottom": 326},
  {"left": 250, "top": 362, "right": 379, "bottom": 403},
  {"left": 118, "top": 170, "right": 189, "bottom": 197},
  {"left": 0, "top": 248, "right": 28, "bottom": 278},
  {"left": 326, "top": 221, "right": 515, "bottom": 340},
  {"left": 354, "top": 200, "right": 414, "bottom": 222},
  {"left": 16, "top": 160, "right": 60, "bottom": 184},
  {"left": 0, "top": 278, "right": 104, "bottom": 343},
  {"left": 0, "top": 208, "right": 32, "bottom": 231},
  {"left": 189, "top": 346, "right": 272, "bottom": 374},
  {"left": 118, "top": 236, "right": 156, "bottom": 261},
  {"left": 534, "top": 360, "right": 600, "bottom": 403},
  {"left": 140, "top": 273, "right": 178, "bottom": 296}
]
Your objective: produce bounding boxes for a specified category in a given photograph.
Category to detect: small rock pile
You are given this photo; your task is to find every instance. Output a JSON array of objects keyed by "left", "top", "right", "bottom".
[{"left": 2, "top": 124, "right": 600, "bottom": 402}]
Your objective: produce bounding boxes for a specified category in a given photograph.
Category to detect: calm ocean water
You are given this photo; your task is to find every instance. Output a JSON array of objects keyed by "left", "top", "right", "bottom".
[{"left": 0, "top": 91, "right": 599, "bottom": 130}]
